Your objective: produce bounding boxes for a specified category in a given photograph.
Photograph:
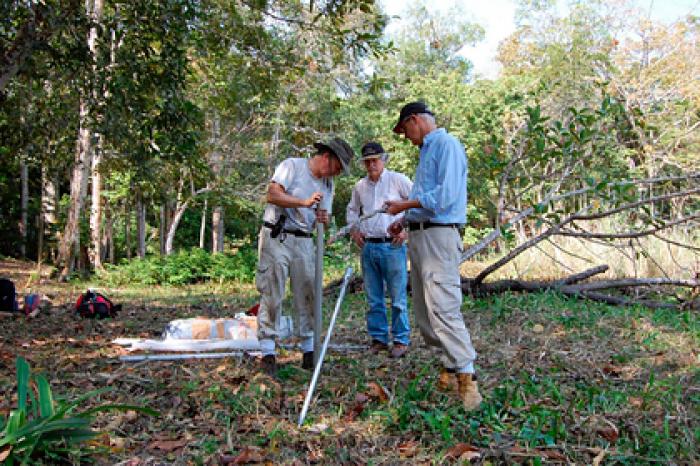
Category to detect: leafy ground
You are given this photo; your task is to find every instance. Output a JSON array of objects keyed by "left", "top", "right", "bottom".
[{"left": 0, "top": 258, "right": 698, "bottom": 465}]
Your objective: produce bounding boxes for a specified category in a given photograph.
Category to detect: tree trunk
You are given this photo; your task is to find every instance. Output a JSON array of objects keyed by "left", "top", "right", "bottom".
[
  {"left": 199, "top": 199, "right": 207, "bottom": 249},
  {"left": 37, "top": 213, "right": 43, "bottom": 266},
  {"left": 57, "top": 0, "right": 102, "bottom": 280},
  {"left": 103, "top": 203, "right": 114, "bottom": 264},
  {"left": 57, "top": 112, "right": 92, "bottom": 280},
  {"left": 19, "top": 155, "right": 28, "bottom": 257},
  {"left": 164, "top": 186, "right": 211, "bottom": 256},
  {"left": 165, "top": 201, "right": 190, "bottom": 255},
  {"left": 212, "top": 205, "right": 224, "bottom": 253},
  {"left": 159, "top": 203, "right": 166, "bottom": 255},
  {"left": 89, "top": 138, "right": 103, "bottom": 269},
  {"left": 124, "top": 201, "right": 132, "bottom": 260},
  {"left": 41, "top": 164, "right": 58, "bottom": 262},
  {"left": 136, "top": 195, "right": 146, "bottom": 259}
]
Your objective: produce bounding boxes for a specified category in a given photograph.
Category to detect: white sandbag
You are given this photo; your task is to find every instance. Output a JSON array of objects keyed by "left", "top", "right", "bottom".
[{"left": 162, "top": 315, "right": 292, "bottom": 340}]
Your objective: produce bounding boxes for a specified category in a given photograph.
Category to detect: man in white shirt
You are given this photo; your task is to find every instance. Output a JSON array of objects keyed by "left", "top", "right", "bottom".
[
  {"left": 257, "top": 137, "right": 355, "bottom": 377},
  {"left": 347, "top": 142, "right": 413, "bottom": 358}
]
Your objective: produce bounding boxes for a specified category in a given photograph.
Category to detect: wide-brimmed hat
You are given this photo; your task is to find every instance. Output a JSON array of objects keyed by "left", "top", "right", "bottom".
[
  {"left": 393, "top": 101, "right": 434, "bottom": 133},
  {"left": 360, "top": 142, "right": 386, "bottom": 160},
  {"left": 314, "top": 137, "right": 355, "bottom": 175}
]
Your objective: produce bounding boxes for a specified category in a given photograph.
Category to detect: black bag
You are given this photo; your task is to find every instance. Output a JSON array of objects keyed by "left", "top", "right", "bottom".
[
  {"left": 0, "top": 278, "right": 17, "bottom": 312},
  {"left": 75, "top": 290, "right": 121, "bottom": 319}
]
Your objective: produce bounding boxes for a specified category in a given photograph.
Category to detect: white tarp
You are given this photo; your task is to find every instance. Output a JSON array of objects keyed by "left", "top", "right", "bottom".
[{"left": 113, "top": 313, "right": 293, "bottom": 353}]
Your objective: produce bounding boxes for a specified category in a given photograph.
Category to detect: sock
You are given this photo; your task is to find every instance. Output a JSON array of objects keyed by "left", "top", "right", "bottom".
[{"left": 455, "top": 361, "right": 475, "bottom": 374}]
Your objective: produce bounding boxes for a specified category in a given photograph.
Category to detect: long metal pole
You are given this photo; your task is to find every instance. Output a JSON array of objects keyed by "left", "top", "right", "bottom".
[
  {"left": 299, "top": 267, "right": 353, "bottom": 427},
  {"left": 120, "top": 352, "right": 255, "bottom": 362},
  {"left": 313, "top": 217, "right": 324, "bottom": 365}
]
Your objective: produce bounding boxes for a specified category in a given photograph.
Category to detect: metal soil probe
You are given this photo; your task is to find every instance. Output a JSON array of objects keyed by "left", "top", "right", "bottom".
[{"left": 299, "top": 266, "right": 353, "bottom": 427}]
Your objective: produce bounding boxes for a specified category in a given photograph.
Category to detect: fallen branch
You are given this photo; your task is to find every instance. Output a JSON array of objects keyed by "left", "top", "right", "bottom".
[
  {"left": 574, "top": 291, "right": 680, "bottom": 309},
  {"left": 561, "top": 277, "right": 699, "bottom": 292},
  {"left": 462, "top": 265, "right": 609, "bottom": 296},
  {"left": 461, "top": 266, "right": 698, "bottom": 309}
]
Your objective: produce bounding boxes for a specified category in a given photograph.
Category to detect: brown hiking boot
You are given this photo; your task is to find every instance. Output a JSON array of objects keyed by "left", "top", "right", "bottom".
[
  {"left": 390, "top": 343, "right": 408, "bottom": 358},
  {"left": 302, "top": 351, "right": 314, "bottom": 370},
  {"left": 437, "top": 368, "right": 457, "bottom": 392},
  {"left": 370, "top": 340, "right": 389, "bottom": 354},
  {"left": 457, "top": 373, "right": 483, "bottom": 411},
  {"left": 261, "top": 354, "right": 277, "bottom": 377}
]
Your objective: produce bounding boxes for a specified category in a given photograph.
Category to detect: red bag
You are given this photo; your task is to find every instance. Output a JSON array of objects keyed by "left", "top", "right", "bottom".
[{"left": 75, "top": 290, "right": 120, "bottom": 319}]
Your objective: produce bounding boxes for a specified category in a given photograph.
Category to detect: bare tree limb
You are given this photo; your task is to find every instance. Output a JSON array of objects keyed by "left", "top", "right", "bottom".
[
  {"left": 571, "top": 188, "right": 700, "bottom": 222},
  {"left": 560, "top": 214, "right": 699, "bottom": 238},
  {"left": 652, "top": 233, "right": 700, "bottom": 252}
]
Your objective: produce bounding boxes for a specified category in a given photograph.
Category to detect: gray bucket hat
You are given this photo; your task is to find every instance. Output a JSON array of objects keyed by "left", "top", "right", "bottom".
[{"left": 314, "top": 137, "right": 355, "bottom": 175}]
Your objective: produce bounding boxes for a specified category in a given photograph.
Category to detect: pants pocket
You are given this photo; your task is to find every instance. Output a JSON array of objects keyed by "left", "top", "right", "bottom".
[
  {"left": 255, "top": 265, "right": 270, "bottom": 294},
  {"left": 428, "top": 272, "right": 462, "bottom": 317}
]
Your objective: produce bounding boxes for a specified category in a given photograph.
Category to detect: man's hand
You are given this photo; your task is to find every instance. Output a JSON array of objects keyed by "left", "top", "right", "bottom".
[
  {"left": 304, "top": 192, "right": 323, "bottom": 208},
  {"left": 350, "top": 230, "right": 365, "bottom": 248},
  {"left": 385, "top": 199, "right": 421, "bottom": 216},
  {"left": 391, "top": 229, "right": 408, "bottom": 246},
  {"left": 316, "top": 209, "right": 330, "bottom": 225},
  {"left": 387, "top": 220, "right": 404, "bottom": 238},
  {"left": 384, "top": 200, "right": 405, "bottom": 216}
]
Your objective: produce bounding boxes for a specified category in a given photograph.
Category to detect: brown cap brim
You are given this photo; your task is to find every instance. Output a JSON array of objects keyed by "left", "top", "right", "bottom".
[{"left": 314, "top": 142, "right": 350, "bottom": 174}]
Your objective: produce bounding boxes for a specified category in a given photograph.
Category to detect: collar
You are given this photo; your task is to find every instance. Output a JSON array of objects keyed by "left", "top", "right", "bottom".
[
  {"left": 366, "top": 168, "right": 387, "bottom": 185},
  {"left": 421, "top": 128, "right": 445, "bottom": 149}
]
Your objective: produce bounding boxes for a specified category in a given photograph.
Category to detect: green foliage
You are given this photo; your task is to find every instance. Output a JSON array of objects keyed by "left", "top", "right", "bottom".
[
  {"left": 97, "top": 247, "right": 258, "bottom": 286},
  {"left": 0, "top": 357, "right": 157, "bottom": 464}
]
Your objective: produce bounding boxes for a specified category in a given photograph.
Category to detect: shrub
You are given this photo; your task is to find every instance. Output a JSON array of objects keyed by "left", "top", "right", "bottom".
[{"left": 97, "top": 246, "right": 258, "bottom": 286}]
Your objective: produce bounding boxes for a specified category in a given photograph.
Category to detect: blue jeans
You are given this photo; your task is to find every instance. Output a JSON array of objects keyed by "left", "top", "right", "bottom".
[{"left": 361, "top": 242, "right": 410, "bottom": 345}]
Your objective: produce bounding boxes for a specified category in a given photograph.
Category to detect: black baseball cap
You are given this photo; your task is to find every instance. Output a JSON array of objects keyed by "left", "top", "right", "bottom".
[
  {"left": 393, "top": 101, "right": 434, "bottom": 133},
  {"left": 313, "top": 137, "right": 355, "bottom": 175},
  {"left": 360, "top": 142, "right": 385, "bottom": 160}
]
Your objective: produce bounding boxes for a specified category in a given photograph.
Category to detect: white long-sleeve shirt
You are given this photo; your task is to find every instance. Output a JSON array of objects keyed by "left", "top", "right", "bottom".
[{"left": 346, "top": 169, "right": 413, "bottom": 238}]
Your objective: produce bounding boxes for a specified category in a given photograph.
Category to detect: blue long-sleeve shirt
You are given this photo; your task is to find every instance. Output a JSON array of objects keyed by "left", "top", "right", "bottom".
[{"left": 405, "top": 128, "right": 468, "bottom": 224}]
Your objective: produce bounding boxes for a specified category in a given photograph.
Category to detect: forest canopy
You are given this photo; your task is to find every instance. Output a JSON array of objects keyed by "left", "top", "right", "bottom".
[{"left": 0, "top": 0, "right": 697, "bottom": 295}]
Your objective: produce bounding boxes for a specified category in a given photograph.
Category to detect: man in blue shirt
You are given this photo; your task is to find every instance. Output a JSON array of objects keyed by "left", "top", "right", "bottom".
[{"left": 385, "top": 102, "right": 482, "bottom": 411}]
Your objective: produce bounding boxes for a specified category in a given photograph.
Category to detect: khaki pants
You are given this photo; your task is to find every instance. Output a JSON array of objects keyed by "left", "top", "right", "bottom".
[
  {"left": 408, "top": 226, "right": 477, "bottom": 370},
  {"left": 255, "top": 227, "right": 315, "bottom": 341}
]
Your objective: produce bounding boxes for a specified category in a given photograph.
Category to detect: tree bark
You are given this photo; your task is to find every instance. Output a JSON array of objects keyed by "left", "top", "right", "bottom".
[
  {"left": 212, "top": 205, "right": 224, "bottom": 253},
  {"left": 199, "top": 199, "right": 207, "bottom": 249},
  {"left": 136, "top": 195, "right": 146, "bottom": 259},
  {"left": 159, "top": 203, "right": 167, "bottom": 256},
  {"left": 40, "top": 164, "right": 57, "bottom": 262},
  {"left": 101, "top": 201, "right": 114, "bottom": 264},
  {"left": 57, "top": 110, "right": 92, "bottom": 280},
  {"left": 165, "top": 202, "right": 187, "bottom": 255},
  {"left": 124, "top": 201, "right": 132, "bottom": 260},
  {"left": 89, "top": 139, "right": 103, "bottom": 269},
  {"left": 19, "top": 155, "right": 28, "bottom": 258}
]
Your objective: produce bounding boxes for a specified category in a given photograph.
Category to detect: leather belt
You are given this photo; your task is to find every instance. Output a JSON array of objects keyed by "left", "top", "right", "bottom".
[
  {"left": 263, "top": 222, "right": 313, "bottom": 238},
  {"left": 365, "top": 237, "right": 393, "bottom": 243},
  {"left": 408, "top": 222, "right": 462, "bottom": 231}
]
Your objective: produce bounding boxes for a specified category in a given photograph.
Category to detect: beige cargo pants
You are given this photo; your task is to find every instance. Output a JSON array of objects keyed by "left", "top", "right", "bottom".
[
  {"left": 408, "top": 226, "right": 477, "bottom": 371},
  {"left": 255, "top": 227, "right": 315, "bottom": 342}
]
